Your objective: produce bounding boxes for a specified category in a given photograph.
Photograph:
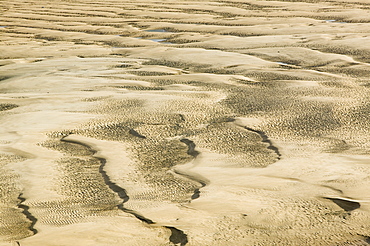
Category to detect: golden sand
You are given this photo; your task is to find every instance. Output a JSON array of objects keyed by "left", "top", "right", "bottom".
[{"left": 1, "top": 0, "right": 370, "bottom": 245}]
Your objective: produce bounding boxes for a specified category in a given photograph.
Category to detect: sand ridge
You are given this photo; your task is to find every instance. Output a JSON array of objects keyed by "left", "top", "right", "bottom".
[{"left": 1, "top": 0, "right": 370, "bottom": 245}]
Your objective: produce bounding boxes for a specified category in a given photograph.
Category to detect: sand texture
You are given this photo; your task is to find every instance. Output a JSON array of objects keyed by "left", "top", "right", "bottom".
[{"left": 1, "top": 0, "right": 370, "bottom": 245}]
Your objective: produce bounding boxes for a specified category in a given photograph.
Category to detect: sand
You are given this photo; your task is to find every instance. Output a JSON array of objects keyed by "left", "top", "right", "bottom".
[{"left": 1, "top": 0, "right": 370, "bottom": 245}]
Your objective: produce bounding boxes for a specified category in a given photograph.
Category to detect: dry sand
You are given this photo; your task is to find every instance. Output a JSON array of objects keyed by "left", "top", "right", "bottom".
[{"left": 1, "top": 0, "right": 370, "bottom": 245}]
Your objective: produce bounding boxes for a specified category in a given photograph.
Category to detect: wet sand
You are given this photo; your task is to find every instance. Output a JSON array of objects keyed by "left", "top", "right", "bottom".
[{"left": 1, "top": 0, "right": 370, "bottom": 245}]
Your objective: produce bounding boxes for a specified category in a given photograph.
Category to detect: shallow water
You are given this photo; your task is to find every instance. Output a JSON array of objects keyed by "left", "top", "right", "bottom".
[
  {"left": 149, "top": 38, "right": 167, "bottom": 42},
  {"left": 325, "top": 20, "right": 347, "bottom": 23},
  {"left": 276, "top": 62, "right": 290, "bottom": 66},
  {"left": 145, "top": 29, "right": 170, "bottom": 33}
]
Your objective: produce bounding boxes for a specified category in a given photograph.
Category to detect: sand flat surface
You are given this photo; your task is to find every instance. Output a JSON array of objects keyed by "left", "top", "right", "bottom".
[{"left": 1, "top": 0, "right": 370, "bottom": 245}]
